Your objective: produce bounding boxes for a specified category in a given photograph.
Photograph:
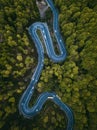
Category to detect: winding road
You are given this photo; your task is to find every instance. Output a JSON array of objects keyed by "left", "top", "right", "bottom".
[{"left": 19, "top": 0, "right": 74, "bottom": 129}]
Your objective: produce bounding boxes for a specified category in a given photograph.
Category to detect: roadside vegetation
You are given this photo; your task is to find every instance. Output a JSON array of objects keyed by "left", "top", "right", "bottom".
[{"left": 0, "top": 0, "right": 97, "bottom": 130}]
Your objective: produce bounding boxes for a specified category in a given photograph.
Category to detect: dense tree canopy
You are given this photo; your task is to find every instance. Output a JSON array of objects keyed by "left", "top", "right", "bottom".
[{"left": 0, "top": 0, "right": 97, "bottom": 130}]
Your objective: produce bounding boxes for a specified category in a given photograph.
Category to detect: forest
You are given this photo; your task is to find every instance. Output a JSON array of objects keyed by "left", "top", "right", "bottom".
[{"left": 0, "top": 0, "right": 97, "bottom": 130}]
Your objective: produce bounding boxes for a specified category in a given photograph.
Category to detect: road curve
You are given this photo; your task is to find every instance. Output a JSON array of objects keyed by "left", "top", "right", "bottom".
[{"left": 19, "top": 0, "right": 74, "bottom": 129}]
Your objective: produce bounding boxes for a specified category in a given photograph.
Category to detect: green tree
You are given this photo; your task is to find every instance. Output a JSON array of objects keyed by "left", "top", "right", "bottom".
[{"left": 0, "top": 0, "right": 97, "bottom": 130}]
